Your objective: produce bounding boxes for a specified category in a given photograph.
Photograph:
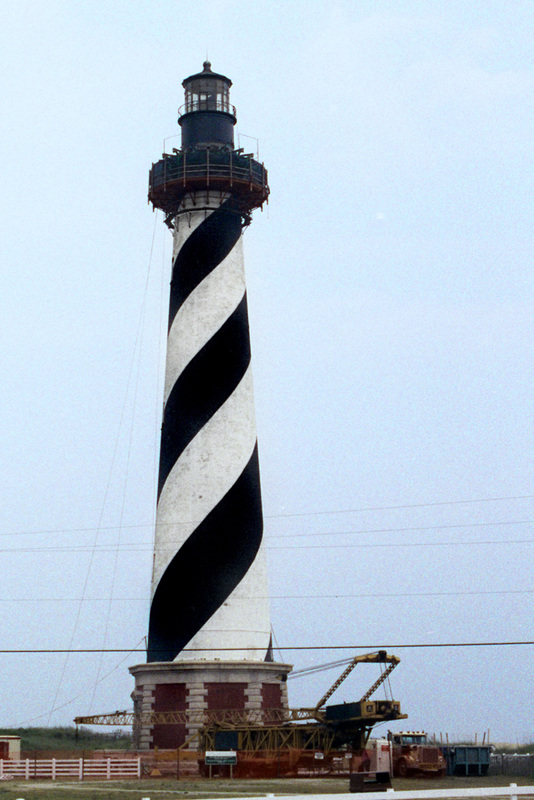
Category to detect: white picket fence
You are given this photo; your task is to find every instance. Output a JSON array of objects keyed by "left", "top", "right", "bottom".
[{"left": 0, "top": 757, "right": 141, "bottom": 781}]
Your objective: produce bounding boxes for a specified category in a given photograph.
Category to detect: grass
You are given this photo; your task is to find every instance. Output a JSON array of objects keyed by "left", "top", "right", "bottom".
[
  {"left": 0, "top": 774, "right": 534, "bottom": 800},
  {"left": 0, "top": 727, "right": 132, "bottom": 753},
  {"left": 0, "top": 735, "right": 531, "bottom": 799},
  {"left": 495, "top": 744, "right": 534, "bottom": 756}
]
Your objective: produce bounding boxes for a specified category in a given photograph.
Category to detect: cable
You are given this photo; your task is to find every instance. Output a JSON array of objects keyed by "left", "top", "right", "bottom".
[
  {"left": 17, "top": 637, "right": 146, "bottom": 727},
  {"left": 289, "top": 657, "right": 353, "bottom": 678},
  {"left": 268, "top": 537, "right": 534, "bottom": 551},
  {"left": 268, "top": 519, "right": 534, "bottom": 539},
  {"left": 270, "top": 625, "right": 285, "bottom": 662},
  {"left": 89, "top": 211, "right": 160, "bottom": 715},
  {"left": 268, "top": 494, "right": 534, "bottom": 519},
  {"left": 272, "top": 588, "right": 534, "bottom": 598},
  {"left": 48, "top": 212, "right": 160, "bottom": 726},
  {"left": 1, "top": 588, "right": 533, "bottom": 602},
  {"left": 385, "top": 665, "right": 394, "bottom": 701},
  {"left": 2, "top": 494, "right": 533, "bottom": 539},
  {"left": 2, "top": 535, "right": 533, "bottom": 554},
  {"left": 2, "top": 641, "right": 534, "bottom": 653},
  {"left": 0, "top": 524, "right": 155, "bottom": 539}
]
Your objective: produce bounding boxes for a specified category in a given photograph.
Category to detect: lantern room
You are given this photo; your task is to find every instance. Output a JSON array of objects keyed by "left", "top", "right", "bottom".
[{"left": 179, "top": 61, "right": 237, "bottom": 150}]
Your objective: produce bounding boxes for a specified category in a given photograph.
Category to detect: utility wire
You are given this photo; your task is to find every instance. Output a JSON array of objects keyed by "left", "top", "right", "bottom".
[
  {"left": 17, "top": 637, "right": 146, "bottom": 727},
  {"left": 268, "top": 494, "right": 534, "bottom": 519},
  {"left": 1, "top": 588, "right": 533, "bottom": 602},
  {"left": 271, "top": 589, "right": 534, "bottom": 599},
  {"left": 2, "top": 494, "right": 533, "bottom": 539},
  {"left": 2, "top": 535, "right": 533, "bottom": 554},
  {"left": 89, "top": 211, "right": 160, "bottom": 715},
  {"left": 2, "top": 641, "right": 534, "bottom": 654},
  {"left": 48, "top": 212, "right": 160, "bottom": 726},
  {"left": 90, "top": 276, "right": 145, "bottom": 713},
  {"left": 268, "top": 519, "right": 534, "bottom": 539},
  {"left": 2, "top": 518, "right": 532, "bottom": 545},
  {"left": 268, "top": 537, "right": 534, "bottom": 551}
]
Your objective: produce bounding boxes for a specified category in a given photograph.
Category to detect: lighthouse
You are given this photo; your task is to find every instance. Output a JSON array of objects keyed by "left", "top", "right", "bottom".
[{"left": 130, "top": 63, "right": 291, "bottom": 750}]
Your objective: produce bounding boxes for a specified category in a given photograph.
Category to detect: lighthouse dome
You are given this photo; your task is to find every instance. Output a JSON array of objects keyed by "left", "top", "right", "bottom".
[{"left": 179, "top": 61, "right": 236, "bottom": 149}]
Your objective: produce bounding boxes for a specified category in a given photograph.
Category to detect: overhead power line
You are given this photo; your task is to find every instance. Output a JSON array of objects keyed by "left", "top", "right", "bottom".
[
  {"left": 268, "top": 494, "right": 534, "bottom": 519},
  {"left": 269, "top": 519, "right": 534, "bottom": 539},
  {"left": 1, "top": 535, "right": 533, "bottom": 555},
  {"left": 1, "top": 588, "right": 533, "bottom": 602},
  {"left": 1, "top": 641, "right": 534, "bottom": 654},
  {"left": 1, "top": 493, "right": 533, "bottom": 539},
  {"left": 268, "top": 537, "right": 534, "bottom": 551},
  {"left": 273, "top": 589, "right": 534, "bottom": 599}
]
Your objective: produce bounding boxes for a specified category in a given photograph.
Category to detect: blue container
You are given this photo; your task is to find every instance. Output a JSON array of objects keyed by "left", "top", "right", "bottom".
[{"left": 442, "top": 745, "right": 491, "bottom": 776}]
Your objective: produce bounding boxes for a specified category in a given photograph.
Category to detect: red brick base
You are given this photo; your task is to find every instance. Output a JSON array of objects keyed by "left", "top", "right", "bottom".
[{"left": 130, "top": 660, "right": 292, "bottom": 750}]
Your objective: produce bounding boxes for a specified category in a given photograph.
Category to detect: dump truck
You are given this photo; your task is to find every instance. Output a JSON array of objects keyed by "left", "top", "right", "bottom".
[{"left": 388, "top": 730, "right": 446, "bottom": 777}]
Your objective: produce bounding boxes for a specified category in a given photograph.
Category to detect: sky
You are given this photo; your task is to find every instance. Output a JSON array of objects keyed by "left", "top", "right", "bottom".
[{"left": 1, "top": 0, "right": 534, "bottom": 743}]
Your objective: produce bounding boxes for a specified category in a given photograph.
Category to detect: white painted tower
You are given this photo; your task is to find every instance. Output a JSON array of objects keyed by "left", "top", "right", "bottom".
[
  {"left": 130, "top": 63, "right": 291, "bottom": 750},
  {"left": 148, "top": 192, "right": 271, "bottom": 663}
]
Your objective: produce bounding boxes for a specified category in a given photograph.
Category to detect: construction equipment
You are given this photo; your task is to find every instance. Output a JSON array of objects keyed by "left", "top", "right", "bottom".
[
  {"left": 199, "top": 650, "right": 406, "bottom": 755},
  {"left": 314, "top": 650, "right": 400, "bottom": 712},
  {"left": 74, "top": 650, "right": 406, "bottom": 760},
  {"left": 349, "top": 738, "right": 393, "bottom": 792},
  {"left": 387, "top": 730, "right": 446, "bottom": 777}
]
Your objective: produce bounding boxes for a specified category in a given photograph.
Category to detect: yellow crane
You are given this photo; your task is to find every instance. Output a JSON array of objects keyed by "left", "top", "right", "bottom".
[{"left": 74, "top": 650, "right": 406, "bottom": 753}]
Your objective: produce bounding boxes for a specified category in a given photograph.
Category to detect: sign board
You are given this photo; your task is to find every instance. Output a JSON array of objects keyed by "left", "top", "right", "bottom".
[{"left": 205, "top": 751, "right": 237, "bottom": 765}]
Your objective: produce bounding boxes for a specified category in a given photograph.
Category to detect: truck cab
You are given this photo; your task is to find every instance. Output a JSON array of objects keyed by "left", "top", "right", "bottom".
[{"left": 388, "top": 730, "right": 446, "bottom": 778}]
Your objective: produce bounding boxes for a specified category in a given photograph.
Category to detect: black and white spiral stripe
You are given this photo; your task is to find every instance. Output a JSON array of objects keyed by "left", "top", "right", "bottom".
[{"left": 147, "top": 197, "right": 270, "bottom": 663}]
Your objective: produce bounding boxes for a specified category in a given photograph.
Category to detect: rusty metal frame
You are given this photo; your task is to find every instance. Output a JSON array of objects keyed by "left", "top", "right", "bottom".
[
  {"left": 75, "top": 707, "right": 320, "bottom": 728},
  {"left": 200, "top": 724, "right": 337, "bottom": 754},
  {"left": 75, "top": 702, "right": 405, "bottom": 731},
  {"left": 147, "top": 148, "right": 269, "bottom": 221}
]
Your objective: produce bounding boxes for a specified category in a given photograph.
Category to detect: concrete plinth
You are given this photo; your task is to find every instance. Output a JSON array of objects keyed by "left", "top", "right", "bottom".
[{"left": 130, "top": 660, "right": 292, "bottom": 750}]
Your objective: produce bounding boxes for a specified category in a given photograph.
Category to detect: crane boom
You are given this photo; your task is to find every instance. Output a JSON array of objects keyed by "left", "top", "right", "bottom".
[
  {"left": 74, "top": 707, "right": 323, "bottom": 729},
  {"left": 360, "top": 659, "right": 399, "bottom": 701},
  {"left": 74, "top": 651, "right": 403, "bottom": 738},
  {"left": 314, "top": 650, "right": 400, "bottom": 711}
]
